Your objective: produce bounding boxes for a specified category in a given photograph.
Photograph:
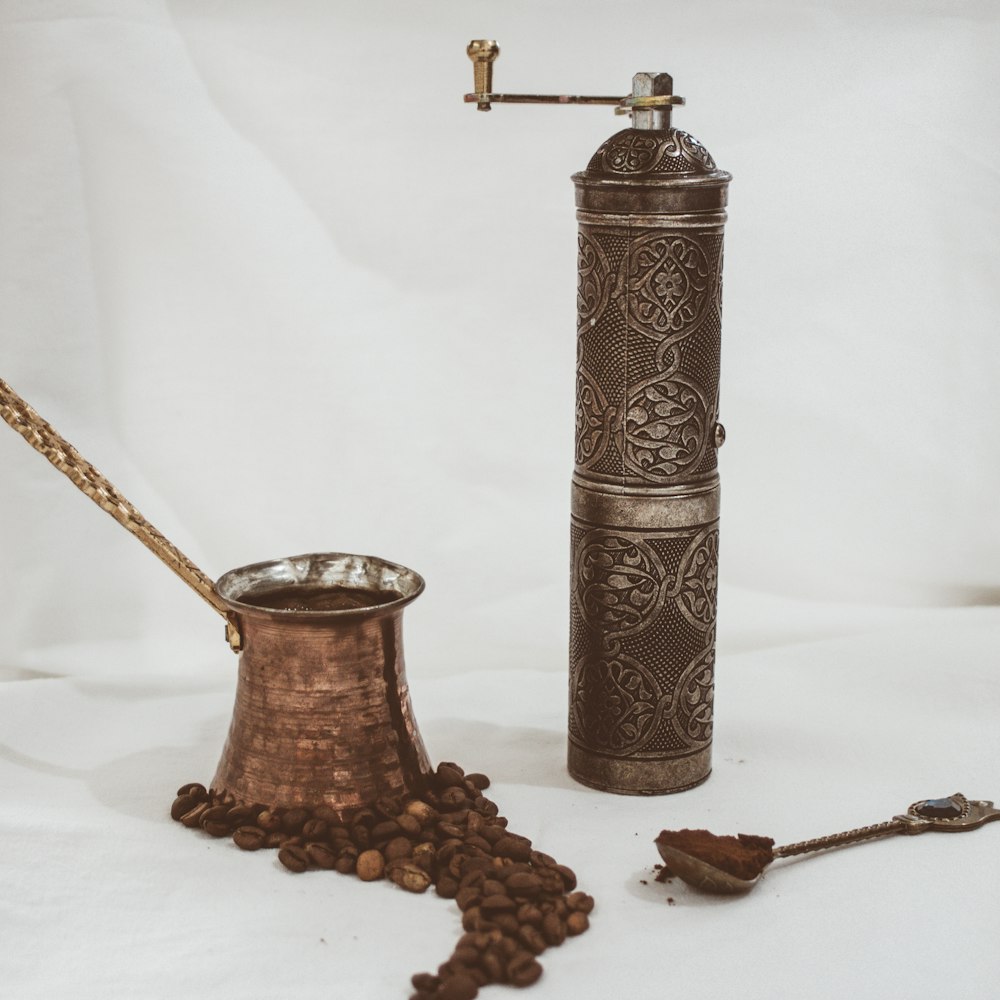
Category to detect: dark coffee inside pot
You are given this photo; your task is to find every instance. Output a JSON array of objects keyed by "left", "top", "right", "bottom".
[{"left": 238, "top": 584, "right": 402, "bottom": 612}]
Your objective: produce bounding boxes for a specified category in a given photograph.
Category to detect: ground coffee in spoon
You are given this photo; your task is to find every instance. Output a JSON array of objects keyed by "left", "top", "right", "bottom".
[
  {"left": 655, "top": 828, "right": 775, "bottom": 881},
  {"left": 172, "top": 761, "right": 593, "bottom": 998}
]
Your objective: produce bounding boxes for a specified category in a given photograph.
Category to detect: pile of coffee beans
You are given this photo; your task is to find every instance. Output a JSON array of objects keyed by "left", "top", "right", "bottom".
[{"left": 171, "top": 761, "right": 593, "bottom": 998}]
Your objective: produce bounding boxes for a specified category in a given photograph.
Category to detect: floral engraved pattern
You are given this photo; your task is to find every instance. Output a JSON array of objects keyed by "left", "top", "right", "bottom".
[
  {"left": 667, "top": 130, "right": 716, "bottom": 171},
  {"left": 600, "top": 131, "right": 660, "bottom": 173},
  {"left": 577, "top": 230, "right": 612, "bottom": 328},
  {"left": 576, "top": 532, "right": 666, "bottom": 638},
  {"left": 622, "top": 373, "right": 709, "bottom": 480},
  {"left": 575, "top": 365, "right": 616, "bottom": 469},
  {"left": 619, "top": 234, "right": 712, "bottom": 340},
  {"left": 673, "top": 529, "right": 719, "bottom": 632},
  {"left": 570, "top": 648, "right": 663, "bottom": 753},
  {"left": 670, "top": 644, "right": 714, "bottom": 747},
  {"left": 592, "top": 129, "right": 717, "bottom": 176}
]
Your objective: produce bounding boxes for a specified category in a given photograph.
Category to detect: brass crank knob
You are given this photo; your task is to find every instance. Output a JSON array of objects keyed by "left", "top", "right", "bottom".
[{"left": 467, "top": 39, "right": 499, "bottom": 110}]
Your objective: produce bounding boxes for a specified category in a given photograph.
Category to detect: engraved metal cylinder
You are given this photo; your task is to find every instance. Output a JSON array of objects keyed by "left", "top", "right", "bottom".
[
  {"left": 568, "top": 81, "right": 730, "bottom": 794},
  {"left": 211, "top": 552, "right": 432, "bottom": 816}
]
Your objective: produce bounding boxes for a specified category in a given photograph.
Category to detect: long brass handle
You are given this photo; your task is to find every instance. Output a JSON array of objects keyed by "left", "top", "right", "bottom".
[{"left": 0, "top": 377, "right": 233, "bottom": 626}]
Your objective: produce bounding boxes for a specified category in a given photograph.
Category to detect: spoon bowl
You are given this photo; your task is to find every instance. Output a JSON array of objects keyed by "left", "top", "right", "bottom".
[{"left": 656, "top": 842, "right": 760, "bottom": 894}]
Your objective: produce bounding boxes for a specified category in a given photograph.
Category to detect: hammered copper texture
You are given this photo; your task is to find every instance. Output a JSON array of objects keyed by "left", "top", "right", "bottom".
[
  {"left": 569, "top": 125, "right": 730, "bottom": 795},
  {"left": 211, "top": 554, "right": 431, "bottom": 816}
]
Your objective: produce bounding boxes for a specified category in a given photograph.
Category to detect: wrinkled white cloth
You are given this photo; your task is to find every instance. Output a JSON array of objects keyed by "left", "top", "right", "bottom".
[{"left": 1, "top": 2, "right": 998, "bottom": 998}]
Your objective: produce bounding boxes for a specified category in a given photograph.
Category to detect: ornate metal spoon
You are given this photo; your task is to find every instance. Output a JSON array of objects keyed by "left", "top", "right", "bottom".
[{"left": 655, "top": 794, "right": 1000, "bottom": 894}]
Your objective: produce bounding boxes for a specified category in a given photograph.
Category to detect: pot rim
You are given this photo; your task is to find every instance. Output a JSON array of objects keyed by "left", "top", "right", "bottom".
[{"left": 215, "top": 551, "right": 425, "bottom": 619}]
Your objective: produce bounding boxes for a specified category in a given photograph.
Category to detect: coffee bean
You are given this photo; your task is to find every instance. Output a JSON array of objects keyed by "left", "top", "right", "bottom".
[
  {"left": 553, "top": 864, "right": 577, "bottom": 892},
  {"left": 282, "top": 808, "right": 309, "bottom": 834},
  {"left": 517, "top": 903, "right": 543, "bottom": 927},
  {"left": 302, "top": 818, "right": 328, "bottom": 840},
  {"left": 371, "top": 820, "right": 401, "bottom": 843},
  {"left": 438, "top": 972, "right": 478, "bottom": 1000},
  {"left": 438, "top": 822, "right": 465, "bottom": 840},
  {"left": 493, "top": 836, "right": 532, "bottom": 862},
  {"left": 226, "top": 805, "right": 256, "bottom": 826},
  {"left": 474, "top": 796, "right": 499, "bottom": 818},
  {"left": 384, "top": 836, "right": 413, "bottom": 862},
  {"left": 203, "top": 820, "right": 231, "bottom": 838},
  {"left": 479, "top": 825, "right": 505, "bottom": 846},
  {"left": 171, "top": 794, "right": 200, "bottom": 822},
  {"left": 411, "top": 973, "right": 439, "bottom": 992},
  {"left": 278, "top": 845, "right": 310, "bottom": 873},
  {"left": 465, "top": 773, "right": 490, "bottom": 791},
  {"left": 566, "top": 891, "right": 595, "bottom": 914},
  {"left": 265, "top": 832, "right": 286, "bottom": 849},
  {"left": 334, "top": 854, "right": 356, "bottom": 875},
  {"left": 200, "top": 805, "right": 231, "bottom": 826},
  {"left": 530, "top": 850, "right": 557, "bottom": 868},
  {"left": 451, "top": 945, "right": 480, "bottom": 967},
  {"left": 435, "top": 763, "right": 466, "bottom": 790},
  {"left": 180, "top": 803, "right": 209, "bottom": 828},
  {"left": 481, "top": 879, "right": 506, "bottom": 897},
  {"left": 327, "top": 825, "right": 350, "bottom": 841},
  {"left": 505, "top": 872, "right": 542, "bottom": 898},
  {"left": 375, "top": 795, "right": 403, "bottom": 819},
  {"left": 351, "top": 824, "right": 371, "bottom": 849},
  {"left": 356, "top": 849, "right": 385, "bottom": 882},
  {"left": 493, "top": 913, "right": 519, "bottom": 936},
  {"left": 455, "top": 887, "right": 482, "bottom": 911},
  {"left": 256, "top": 810, "right": 282, "bottom": 833},
  {"left": 396, "top": 814, "right": 422, "bottom": 838},
  {"left": 464, "top": 835, "right": 493, "bottom": 854},
  {"left": 440, "top": 787, "right": 471, "bottom": 809},
  {"left": 565, "top": 911, "right": 589, "bottom": 936},
  {"left": 405, "top": 800, "right": 437, "bottom": 825},
  {"left": 481, "top": 948, "right": 506, "bottom": 983},
  {"left": 306, "top": 842, "right": 338, "bottom": 869},
  {"left": 233, "top": 826, "right": 266, "bottom": 851},
  {"left": 517, "top": 924, "right": 547, "bottom": 956},
  {"left": 313, "top": 805, "right": 340, "bottom": 824},
  {"left": 541, "top": 912, "right": 566, "bottom": 946},
  {"left": 507, "top": 954, "right": 543, "bottom": 988},
  {"left": 391, "top": 862, "right": 432, "bottom": 894},
  {"left": 480, "top": 894, "right": 516, "bottom": 915},
  {"left": 176, "top": 782, "right": 208, "bottom": 799},
  {"left": 436, "top": 875, "right": 459, "bottom": 899}
]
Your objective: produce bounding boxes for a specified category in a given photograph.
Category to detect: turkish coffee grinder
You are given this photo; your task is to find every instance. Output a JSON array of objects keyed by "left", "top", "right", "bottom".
[{"left": 466, "top": 41, "right": 730, "bottom": 795}]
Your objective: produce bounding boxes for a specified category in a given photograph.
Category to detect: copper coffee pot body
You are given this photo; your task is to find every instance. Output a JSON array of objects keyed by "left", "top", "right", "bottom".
[
  {"left": 568, "top": 74, "right": 730, "bottom": 795},
  {"left": 0, "top": 381, "right": 435, "bottom": 817},
  {"left": 212, "top": 553, "right": 432, "bottom": 815}
]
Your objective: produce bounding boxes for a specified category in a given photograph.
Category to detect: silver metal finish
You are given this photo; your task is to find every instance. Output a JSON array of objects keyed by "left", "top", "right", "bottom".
[{"left": 568, "top": 73, "right": 731, "bottom": 795}]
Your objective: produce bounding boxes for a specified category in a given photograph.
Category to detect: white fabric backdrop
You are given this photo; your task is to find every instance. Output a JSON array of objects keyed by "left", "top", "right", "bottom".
[{"left": 1, "top": 2, "right": 998, "bottom": 998}]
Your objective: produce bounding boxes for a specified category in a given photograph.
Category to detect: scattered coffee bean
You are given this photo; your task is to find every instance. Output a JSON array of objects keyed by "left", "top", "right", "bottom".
[
  {"left": 384, "top": 836, "right": 414, "bottom": 862},
  {"left": 306, "top": 842, "right": 338, "bottom": 870},
  {"left": 508, "top": 954, "right": 543, "bottom": 988},
  {"left": 541, "top": 912, "right": 566, "bottom": 947},
  {"left": 438, "top": 972, "right": 478, "bottom": 1000},
  {"left": 356, "top": 849, "right": 386, "bottom": 882},
  {"left": 170, "top": 794, "right": 200, "bottom": 822},
  {"left": 233, "top": 826, "right": 267, "bottom": 851},
  {"left": 169, "top": 763, "right": 592, "bottom": 996},
  {"left": 278, "top": 845, "right": 310, "bottom": 873}
]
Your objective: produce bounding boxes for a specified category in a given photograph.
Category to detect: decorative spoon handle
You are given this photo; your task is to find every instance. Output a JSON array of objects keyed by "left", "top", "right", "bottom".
[
  {"left": 774, "top": 794, "right": 1000, "bottom": 859},
  {"left": 0, "top": 377, "right": 230, "bottom": 620}
]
